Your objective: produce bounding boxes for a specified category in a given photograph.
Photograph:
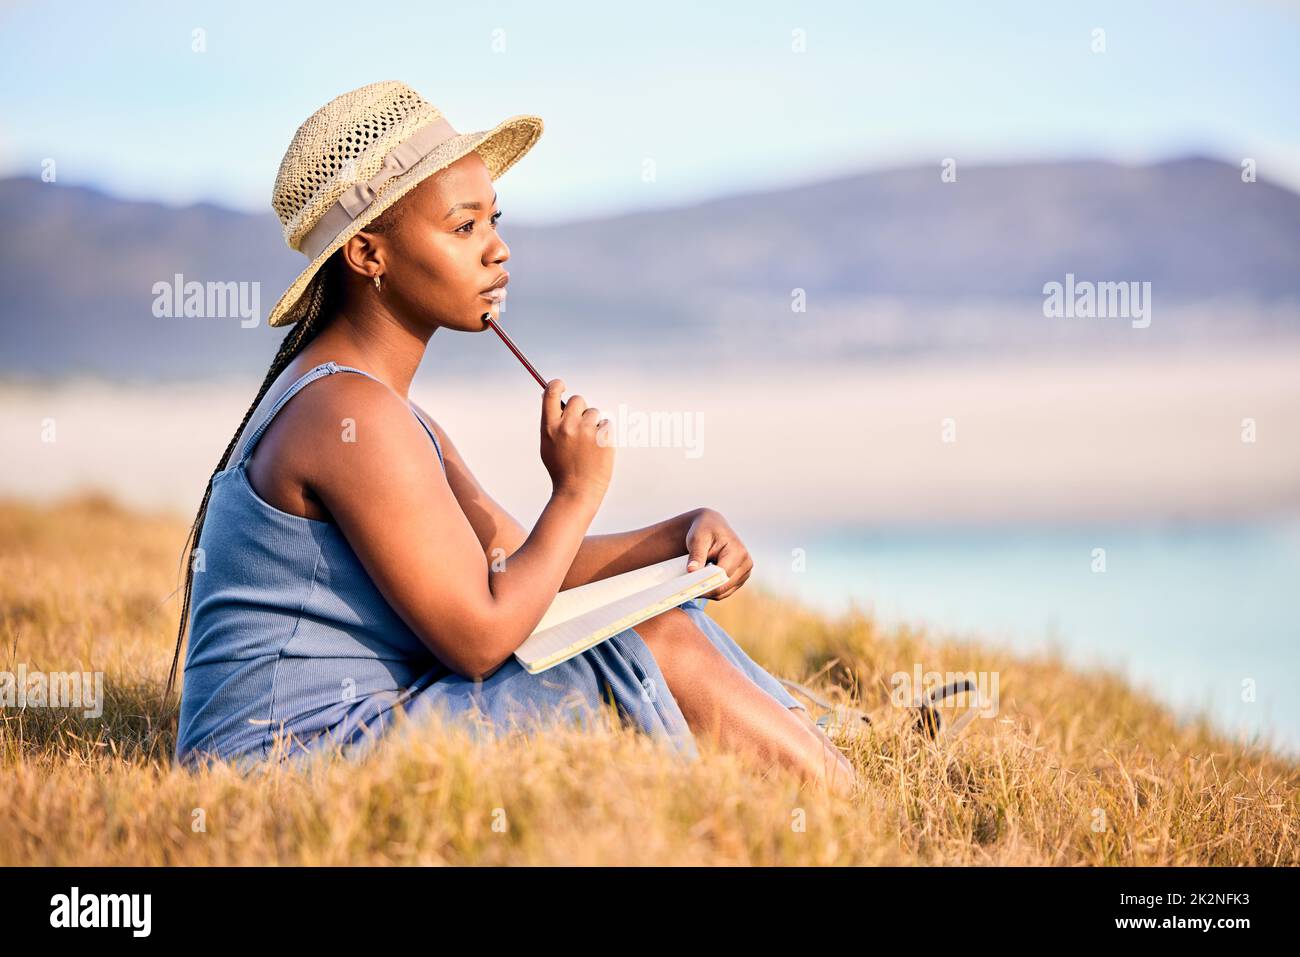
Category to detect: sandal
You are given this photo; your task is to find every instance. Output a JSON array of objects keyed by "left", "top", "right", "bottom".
[{"left": 778, "top": 677, "right": 984, "bottom": 743}]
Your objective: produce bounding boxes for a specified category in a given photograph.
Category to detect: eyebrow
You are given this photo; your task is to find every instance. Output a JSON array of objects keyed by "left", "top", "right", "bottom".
[{"left": 443, "top": 192, "right": 498, "bottom": 220}]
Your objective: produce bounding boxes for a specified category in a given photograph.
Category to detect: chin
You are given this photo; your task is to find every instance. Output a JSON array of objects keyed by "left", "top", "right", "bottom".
[{"left": 441, "top": 308, "right": 493, "bottom": 333}]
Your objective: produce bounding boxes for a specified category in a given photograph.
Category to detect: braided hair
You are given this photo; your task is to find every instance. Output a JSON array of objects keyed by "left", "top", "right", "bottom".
[
  {"left": 163, "top": 201, "right": 409, "bottom": 706},
  {"left": 162, "top": 256, "right": 334, "bottom": 703}
]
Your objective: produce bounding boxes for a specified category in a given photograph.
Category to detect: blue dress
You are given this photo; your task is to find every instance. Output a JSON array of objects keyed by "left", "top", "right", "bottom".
[{"left": 175, "top": 361, "right": 804, "bottom": 771}]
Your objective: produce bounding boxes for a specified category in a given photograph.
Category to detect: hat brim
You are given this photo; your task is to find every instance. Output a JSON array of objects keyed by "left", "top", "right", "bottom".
[{"left": 266, "top": 113, "right": 543, "bottom": 328}]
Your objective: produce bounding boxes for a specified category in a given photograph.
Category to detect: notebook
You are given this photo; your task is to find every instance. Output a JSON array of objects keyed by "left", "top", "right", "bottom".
[{"left": 513, "top": 554, "right": 729, "bottom": 674}]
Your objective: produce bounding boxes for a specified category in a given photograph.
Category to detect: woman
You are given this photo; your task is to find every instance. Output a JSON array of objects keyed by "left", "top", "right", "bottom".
[{"left": 169, "top": 81, "right": 858, "bottom": 795}]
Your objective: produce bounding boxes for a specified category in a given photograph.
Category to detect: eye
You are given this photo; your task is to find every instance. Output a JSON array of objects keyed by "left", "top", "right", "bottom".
[{"left": 455, "top": 209, "right": 503, "bottom": 234}]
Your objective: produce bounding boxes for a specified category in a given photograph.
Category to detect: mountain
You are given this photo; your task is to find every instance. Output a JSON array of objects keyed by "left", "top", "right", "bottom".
[{"left": 3, "top": 156, "right": 1298, "bottom": 382}]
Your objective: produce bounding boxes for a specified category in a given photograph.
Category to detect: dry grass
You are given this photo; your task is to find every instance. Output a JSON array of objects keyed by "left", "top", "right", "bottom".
[{"left": 0, "top": 494, "right": 1295, "bottom": 866}]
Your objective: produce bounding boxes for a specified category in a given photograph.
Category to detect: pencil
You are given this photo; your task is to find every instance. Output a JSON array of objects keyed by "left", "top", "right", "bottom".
[{"left": 482, "top": 312, "right": 567, "bottom": 409}]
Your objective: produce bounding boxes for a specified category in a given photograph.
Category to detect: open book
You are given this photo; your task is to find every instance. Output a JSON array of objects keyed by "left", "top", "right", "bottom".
[{"left": 513, "top": 554, "right": 729, "bottom": 674}]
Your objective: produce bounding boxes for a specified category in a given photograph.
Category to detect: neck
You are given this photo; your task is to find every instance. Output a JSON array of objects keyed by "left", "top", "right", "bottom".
[{"left": 306, "top": 305, "right": 432, "bottom": 399}]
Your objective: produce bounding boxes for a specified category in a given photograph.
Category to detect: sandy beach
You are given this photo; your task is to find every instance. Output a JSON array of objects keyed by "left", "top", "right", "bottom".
[{"left": 4, "top": 345, "right": 1299, "bottom": 534}]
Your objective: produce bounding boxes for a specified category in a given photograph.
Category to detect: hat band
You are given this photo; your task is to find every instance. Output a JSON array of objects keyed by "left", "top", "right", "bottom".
[{"left": 297, "top": 115, "right": 460, "bottom": 260}]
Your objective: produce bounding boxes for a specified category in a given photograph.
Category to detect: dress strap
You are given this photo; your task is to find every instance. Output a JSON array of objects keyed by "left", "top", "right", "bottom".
[
  {"left": 235, "top": 361, "right": 446, "bottom": 471},
  {"left": 235, "top": 362, "right": 336, "bottom": 466},
  {"left": 330, "top": 363, "right": 446, "bottom": 471}
]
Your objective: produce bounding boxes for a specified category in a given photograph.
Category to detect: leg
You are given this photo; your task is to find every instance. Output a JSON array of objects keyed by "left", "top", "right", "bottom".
[
  {"left": 788, "top": 704, "right": 853, "bottom": 760},
  {"left": 634, "top": 608, "right": 860, "bottom": 796},
  {"left": 665, "top": 600, "right": 861, "bottom": 785},
  {"left": 389, "top": 633, "right": 700, "bottom": 760}
]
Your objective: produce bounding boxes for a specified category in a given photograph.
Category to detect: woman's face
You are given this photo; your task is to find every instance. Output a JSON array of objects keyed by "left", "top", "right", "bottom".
[{"left": 355, "top": 150, "right": 509, "bottom": 334}]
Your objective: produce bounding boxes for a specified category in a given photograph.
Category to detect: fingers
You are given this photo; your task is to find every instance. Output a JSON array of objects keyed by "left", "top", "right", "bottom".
[
  {"left": 698, "top": 541, "right": 753, "bottom": 600},
  {"left": 565, "top": 397, "right": 606, "bottom": 440},
  {"left": 708, "top": 564, "right": 751, "bottom": 601},
  {"left": 686, "top": 530, "right": 715, "bottom": 572},
  {"left": 563, "top": 393, "right": 587, "bottom": 420},
  {"left": 543, "top": 379, "right": 606, "bottom": 435},
  {"left": 542, "top": 378, "right": 566, "bottom": 428}
]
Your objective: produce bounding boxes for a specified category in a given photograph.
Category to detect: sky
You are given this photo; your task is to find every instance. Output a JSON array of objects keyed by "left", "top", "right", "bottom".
[{"left": 2, "top": 0, "right": 1298, "bottom": 223}]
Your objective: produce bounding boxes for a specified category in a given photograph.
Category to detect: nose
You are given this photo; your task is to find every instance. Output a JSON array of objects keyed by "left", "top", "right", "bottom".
[{"left": 484, "top": 233, "right": 510, "bottom": 266}]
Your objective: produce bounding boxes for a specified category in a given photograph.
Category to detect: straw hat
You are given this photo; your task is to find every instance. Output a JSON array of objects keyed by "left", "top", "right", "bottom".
[{"left": 265, "top": 80, "right": 543, "bottom": 328}]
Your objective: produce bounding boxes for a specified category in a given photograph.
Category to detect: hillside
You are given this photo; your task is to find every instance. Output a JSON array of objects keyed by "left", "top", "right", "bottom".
[
  {"left": 0, "top": 494, "right": 1294, "bottom": 865},
  {"left": 4, "top": 156, "right": 1299, "bottom": 382}
]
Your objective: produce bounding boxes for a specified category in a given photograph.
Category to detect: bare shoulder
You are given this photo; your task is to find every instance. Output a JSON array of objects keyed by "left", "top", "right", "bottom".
[
  {"left": 246, "top": 372, "right": 441, "bottom": 522},
  {"left": 409, "top": 400, "right": 447, "bottom": 444},
  {"left": 411, "top": 400, "right": 471, "bottom": 468},
  {"left": 288, "top": 372, "right": 441, "bottom": 474}
]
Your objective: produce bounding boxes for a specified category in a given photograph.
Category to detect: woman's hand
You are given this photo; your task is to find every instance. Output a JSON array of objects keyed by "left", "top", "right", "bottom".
[
  {"left": 539, "top": 378, "right": 614, "bottom": 503},
  {"left": 684, "top": 508, "right": 753, "bottom": 600}
]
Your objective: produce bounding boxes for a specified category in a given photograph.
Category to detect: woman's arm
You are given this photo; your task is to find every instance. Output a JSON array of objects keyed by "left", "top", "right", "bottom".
[
  {"left": 417, "top": 406, "right": 752, "bottom": 598},
  {"left": 416, "top": 404, "right": 704, "bottom": 589},
  {"left": 559, "top": 510, "right": 703, "bottom": 589},
  {"left": 416, "top": 405, "right": 529, "bottom": 567},
  {"left": 565, "top": 507, "right": 756, "bottom": 599},
  {"left": 307, "top": 377, "right": 609, "bottom": 681}
]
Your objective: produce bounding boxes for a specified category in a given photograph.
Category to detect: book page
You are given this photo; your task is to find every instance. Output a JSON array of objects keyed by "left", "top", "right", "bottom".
[
  {"left": 515, "top": 563, "right": 728, "bottom": 674},
  {"left": 530, "top": 554, "right": 696, "bottom": 634}
]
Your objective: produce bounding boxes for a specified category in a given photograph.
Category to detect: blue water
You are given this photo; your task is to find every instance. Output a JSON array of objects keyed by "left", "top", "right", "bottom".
[{"left": 748, "top": 520, "right": 1300, "bottom": 756}]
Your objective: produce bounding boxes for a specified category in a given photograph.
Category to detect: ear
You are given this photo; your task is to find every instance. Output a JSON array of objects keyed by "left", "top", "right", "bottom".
[{"left": 339, "top": 231, "right": 384, "bottom": 282}]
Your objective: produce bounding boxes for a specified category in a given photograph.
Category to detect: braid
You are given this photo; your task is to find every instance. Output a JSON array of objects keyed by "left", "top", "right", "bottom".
[{"left": 163, "top": 253, "right": 342, "bottom": 705}]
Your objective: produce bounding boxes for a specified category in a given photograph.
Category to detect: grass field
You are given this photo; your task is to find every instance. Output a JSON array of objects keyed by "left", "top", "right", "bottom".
[{"left": 1, "top": 494, "right": 1295, "bottom": 866}]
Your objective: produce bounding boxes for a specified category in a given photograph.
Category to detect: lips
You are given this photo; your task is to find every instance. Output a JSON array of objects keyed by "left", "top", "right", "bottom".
[{"left": 480, "top": 273, "right": 508, "bottom": 305}]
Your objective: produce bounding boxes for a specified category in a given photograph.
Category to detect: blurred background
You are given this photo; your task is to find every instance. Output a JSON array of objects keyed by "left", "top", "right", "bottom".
[{"left": 2, "top": 0, "right": 1298, "bottom": 752}]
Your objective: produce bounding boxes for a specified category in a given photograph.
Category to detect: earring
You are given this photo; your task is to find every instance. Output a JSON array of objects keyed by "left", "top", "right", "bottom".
[{"left": 373, "top": 274, "right": 382, "bottom": 291}]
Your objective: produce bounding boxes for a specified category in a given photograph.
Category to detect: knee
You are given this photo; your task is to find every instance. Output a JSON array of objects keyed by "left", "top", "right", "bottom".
[{"left": 635, "top": 608, "right": 711, "bottom": 662}]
